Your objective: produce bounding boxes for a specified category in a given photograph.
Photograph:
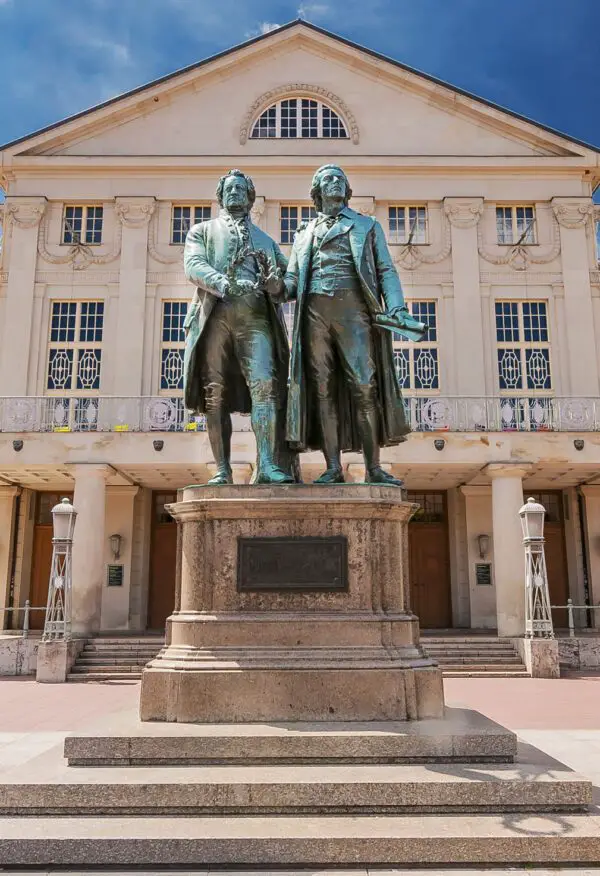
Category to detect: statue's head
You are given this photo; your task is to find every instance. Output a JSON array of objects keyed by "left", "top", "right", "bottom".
[
  {"left": 310, "top": 164, "right": 353, "bottom": 212},
  {"left": 216, "top": 169, "right": 256, "bottom": 213}
]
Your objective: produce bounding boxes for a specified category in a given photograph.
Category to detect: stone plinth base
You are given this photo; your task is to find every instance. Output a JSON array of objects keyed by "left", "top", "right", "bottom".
[
  {"left": 140, "top": 484, "right": 443, "bottom": 723},
  {"left": 513, "top": 637, "right": 560, "bottom": 678},
  {"left": 36, "top": 640, "right": 83, "bottom": 684}
]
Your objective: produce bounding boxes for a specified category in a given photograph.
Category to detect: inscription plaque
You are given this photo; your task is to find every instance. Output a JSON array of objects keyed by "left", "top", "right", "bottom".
[
  {"left": 238, "top": 536, "right": 348, "bottom": 592},
  {"left": 475, "top": 563, "right": 492, "bottom": 586},
  {"left": 107, "top": 564, "right": 124, "bottom": 587}
]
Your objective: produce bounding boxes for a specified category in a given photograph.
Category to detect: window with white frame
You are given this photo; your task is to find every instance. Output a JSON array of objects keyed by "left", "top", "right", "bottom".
[
  {"left": 388, "top": 206, "right": 428, "bottom": 245},
  {"left": 280, "top": 205, "right": 317, "bottom": 244},
  {"left": 393, "top": 301, "right": 438, "bottom": 393},
  {"left": 62, "top": 205, "right": 104, "bottom": 245},
  {"left": 251, "top": 99, "right": 348, "bottom": 139},
  {"left": 495, "top": 301, "right": 552, "bottom": 394},
  {"left": 46, "top": 301, "right": 104, "bottom": 393},
  {"left": 496, "top": 206, "right": 536, "bottom": 245},
  {"left": 171, "top": 205, "right": 211, "bottom": 244},
  {"left": 160, "top": 301, "right": 188, "bottom": 392}
]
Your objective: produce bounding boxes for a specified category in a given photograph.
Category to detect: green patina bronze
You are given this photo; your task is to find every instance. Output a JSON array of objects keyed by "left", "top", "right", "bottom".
[
  {"left": 183, "top": 169, "right": 294, "bottom": 485},
  {"left": 284, "top": 164, "right": 423, "bottom": 486},
  {"left": 183, "top": 165, "right": 425, "bottom": 486}
]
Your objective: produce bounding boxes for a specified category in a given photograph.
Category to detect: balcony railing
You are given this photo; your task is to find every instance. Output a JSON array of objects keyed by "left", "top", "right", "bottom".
[{"left": 0, "top": 395, "right": 597, "bottom": 434}]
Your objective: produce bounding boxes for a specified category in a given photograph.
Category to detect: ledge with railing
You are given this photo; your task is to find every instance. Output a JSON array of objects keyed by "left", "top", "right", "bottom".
[{"left": 0, "top": 395, "right": 599, "bottom": 434}]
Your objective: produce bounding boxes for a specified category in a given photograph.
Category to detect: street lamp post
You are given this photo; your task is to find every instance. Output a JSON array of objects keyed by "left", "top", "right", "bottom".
[
  {"left": 42, "top": 497, "right": 77, "bottom": 642},
  {"left": 519, "top": 496, "right": 554, "bottom": 639}
]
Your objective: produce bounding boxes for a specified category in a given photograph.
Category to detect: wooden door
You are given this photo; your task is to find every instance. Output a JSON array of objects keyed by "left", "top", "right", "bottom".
[
  {"left": 408, "top": 491, "right": 452, "bottom": 629},
  {"left": 29, "top": 492, "right": 73, "bottom": 630},
  {"left": 528, "top": 492, "right": 568, "bottom": 628},
  {"left": 147, "top": 492, "right": 178, "bottom": 631}
]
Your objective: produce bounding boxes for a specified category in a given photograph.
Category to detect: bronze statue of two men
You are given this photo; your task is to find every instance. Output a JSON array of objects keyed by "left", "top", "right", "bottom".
[{"left": 183, "top": 164, "right": 419, "bottom": 486}]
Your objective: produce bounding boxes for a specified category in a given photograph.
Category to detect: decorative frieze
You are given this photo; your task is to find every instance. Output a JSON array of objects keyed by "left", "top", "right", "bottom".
[
  {"left": 478, "top": 207, "right": 561, "bottom": 272},
  {"left": 115, "top": 197, "right": 156, "bottom": 228},
  {"left": 443, "top": 197, "right": 484, "bottom": 229},
  {"left": 394, "top": 211, "right": 452, "bottom": 270},
  {"left": 148, "top": 210, "right": 182, "bottom": 265},
  {"left": 37, "top": 210, "right": 122, "bottom": 271},
  {"left": 551, "top": 197, "right": 594, "bottom": 229},
  {"left": 5, "top": 196, "right": 47, "bottom": 229}
]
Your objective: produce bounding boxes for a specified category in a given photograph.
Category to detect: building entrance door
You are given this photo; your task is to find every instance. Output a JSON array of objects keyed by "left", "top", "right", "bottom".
[
  {"left": 528, "top": 491, "right": 569, "bottom": 628},
  {"left": 148, "top": 492, "right": 178, "bottom": 631},
  {"left": 407, "top": 491, "right": 452, "bottom": 629},
  {"left": 30, "top": 492, "right": 73, "bottom": 630}
]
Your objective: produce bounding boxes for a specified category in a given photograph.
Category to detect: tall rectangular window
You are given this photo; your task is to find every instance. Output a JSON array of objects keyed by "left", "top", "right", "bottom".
[
  {"left": 279, "top": 205, "right": 317, "bottom": 244},
  {"left": 63, "top": 205, "right": 104, "bottom": 245},
  {"left": 496, "top": 206, "right": 536, "bottom": 245},
  {"left": 495, "top": 301, "right": 551, "bottom": 394},
  {"left": 171, "top": 205, "right": 211, "bottom": 244},
  {"left": 160, "top": 301, "right": 187, "bottom": 392},
  {"left": 388, "top": 206, "right": 428, "bottom": 244},
  {"left": 393, "top": 301, "right": 438, "bottom": 393},
  {"left": 47, "top": 301, "right": 104, "bottom": 392}
]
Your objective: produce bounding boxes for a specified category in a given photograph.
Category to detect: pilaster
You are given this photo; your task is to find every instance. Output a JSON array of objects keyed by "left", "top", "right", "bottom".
[
  {"left": 460, "top": 485, "right": 495, "bottom": 629},
  {"left": 0, "top": 486, "right": 20, "bottom": 630},
  {"left": 579, "top": 485, "right": 600, "bottom": 618},
  {"left": 113, "top": 197, "right": 156, "bottom": 396},
  {"left": 101, "top": 486, "right": 140, "bottom": 632},
  {"left": 552, "top": 197, "right": 598, "bottom": 396},
  {"left": 0, "top": 197, "right": 47, "bottom": 395},
  {"left": 444, "top": 197, "right": 485, "bottom": 396}
]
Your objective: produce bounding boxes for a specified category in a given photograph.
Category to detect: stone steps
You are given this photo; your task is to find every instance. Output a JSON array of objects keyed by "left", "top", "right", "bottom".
[
  {"left": 421, "top": 636, "right": 529, "bottom": 677},
  {"left": 68, "top": 637, "right": 164, "bottom": 682},
  {"left": 2, "top": 813, "right": 600, "bottom": 866}
]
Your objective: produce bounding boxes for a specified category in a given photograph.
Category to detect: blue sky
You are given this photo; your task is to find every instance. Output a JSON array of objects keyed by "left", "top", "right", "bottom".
[{"left": 0, "top": 0, "right": 598, "bottom": 152}]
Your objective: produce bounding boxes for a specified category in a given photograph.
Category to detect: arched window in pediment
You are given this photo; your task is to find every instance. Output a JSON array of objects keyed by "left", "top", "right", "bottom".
[{"left": 250, "top": 98, "right": 348, "bottom": 139}]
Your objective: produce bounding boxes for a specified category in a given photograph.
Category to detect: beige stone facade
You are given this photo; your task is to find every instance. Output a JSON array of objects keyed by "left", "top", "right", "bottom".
[{"left": 1, "top": 21, "right": 600, "bottom": 635}]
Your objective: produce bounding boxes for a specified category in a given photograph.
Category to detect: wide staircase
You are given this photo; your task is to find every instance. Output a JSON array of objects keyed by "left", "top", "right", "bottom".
[
  {"left": 67, "top": 635, "right": 165, "bottom": 682},
  {"left": 421, "top": 633, "right": 529, "bottom": 677}
]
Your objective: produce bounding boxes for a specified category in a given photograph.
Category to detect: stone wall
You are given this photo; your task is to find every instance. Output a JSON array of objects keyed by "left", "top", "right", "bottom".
[
  {"left": 0, "top": 635, "right": 39, "bottom": 676},
  {"left": 558, "top": 637, "right": 600, "bottom": 670}
]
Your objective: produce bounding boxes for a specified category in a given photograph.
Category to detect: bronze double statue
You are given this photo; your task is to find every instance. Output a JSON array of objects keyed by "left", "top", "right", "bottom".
[{"left": 183, "top": 165, "right": 425, "bottom": 486}]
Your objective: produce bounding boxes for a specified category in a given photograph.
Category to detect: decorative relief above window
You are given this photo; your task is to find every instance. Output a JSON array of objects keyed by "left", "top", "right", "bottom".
[
  {"left": 478, "top": 204, "right": 560, "bottom": 272},
  {"left": 389, "top": 206, "right": 428, "bottom": 245},
  {"left": 240, "top": 85, "right": 359, "bottom": 144},
  {"left": 38, "top": 203, "right": 122, "bottom": 271}
]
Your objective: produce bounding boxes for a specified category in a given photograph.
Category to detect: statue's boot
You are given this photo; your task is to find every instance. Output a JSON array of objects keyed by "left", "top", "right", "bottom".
[
  {"left": 359, "top": 397, "right": 404, "bottom": 488},
  {"left": 252, "top": 400, "right": 295, "bottom": 485},
  {"left": 206, "top": 409, "right": 233, "bottom": 485},
  {"left": 314, "top": 467, "right": 345, "bottom": 484}
]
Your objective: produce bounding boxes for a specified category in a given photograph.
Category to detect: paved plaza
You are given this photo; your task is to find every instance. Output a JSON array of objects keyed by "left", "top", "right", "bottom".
[{"left": 1, "top": 672, "right": 600, "bottom": 873}]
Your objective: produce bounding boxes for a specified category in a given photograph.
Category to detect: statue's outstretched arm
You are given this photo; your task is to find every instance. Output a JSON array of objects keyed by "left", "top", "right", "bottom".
[{"left": 184, "top": 225, "right": 229, "bottom": 299}]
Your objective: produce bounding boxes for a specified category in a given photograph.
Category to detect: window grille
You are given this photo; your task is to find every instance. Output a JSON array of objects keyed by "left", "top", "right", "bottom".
[
  {"left": 279, "top": 205, "right": 317, "bottom": 244},
  {"left": 393, "top": 301, "right": 438, "bottom": 393},
  {"left": 63, "top": 206, "right": 103, "bottom": 245},
  {"left": 496, "top": 206, "right": 536, "bottom": 245},
  {"left": 171, "top": 205, "right": 211, "bottom": 244},
  {"left": 251, "top": 99, "right": 348, "bottom": 139},
  {"left": 388, "top": 206, "right": 428, "bottom": 245},
  {"left": 160, "top": 301, "right": 187, "bottom": 392},
  {"left": 47, "top": 301, "right": 104, "bottom": 394}
]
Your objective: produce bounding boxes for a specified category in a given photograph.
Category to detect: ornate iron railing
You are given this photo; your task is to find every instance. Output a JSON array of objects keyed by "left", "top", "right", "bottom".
[{"left": 0, "top": 395, "right": 597, "bottom": 434}]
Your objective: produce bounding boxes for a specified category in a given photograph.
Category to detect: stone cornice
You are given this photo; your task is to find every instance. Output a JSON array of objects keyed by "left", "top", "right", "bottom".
[
  {"left": 5, "top": 196, "right": 47, "bottom": 229},
  {"left": 240, "top": 83, "right": 360, "bottom": 145},
  {"left": 443, "top": 197, "right": 484, "bottom": 229},
  {"left": 115, "top": 197, "right": 156, "bottom": 228},
  {"left": 551, "top": 197, "right": 594, "bottom": 229}
]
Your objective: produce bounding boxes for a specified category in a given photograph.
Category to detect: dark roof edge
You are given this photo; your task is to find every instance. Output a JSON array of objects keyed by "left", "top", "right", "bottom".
[{"left": 2, "top": 18, "right": 599, "bottom": 155}]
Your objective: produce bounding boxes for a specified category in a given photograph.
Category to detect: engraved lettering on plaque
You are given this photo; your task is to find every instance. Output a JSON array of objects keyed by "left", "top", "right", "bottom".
[{"left": 237, "top": 536, "right": 348, "bottom": 592}]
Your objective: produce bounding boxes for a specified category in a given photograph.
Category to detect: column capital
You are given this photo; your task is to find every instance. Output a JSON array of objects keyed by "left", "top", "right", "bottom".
[
  {"left": 443, "top": 197, "right": 484, "bottom": 228},
  {"left": 106, "top": 485, "right": 140, "bottom": 497},
  {"left": 66, "top": 463, "right": 114, "bottom": 481},
  {"left": 350, "top": 196, "right": 375, "bottom": 216},
  {"left": 579, "top": 485, "right": 600, "bottom": 498},
  {"left": 551, "top": 197, "right": 594, "bottom": 229},
  {"left": 484, "top": 462, "right": 534, "bottom": 480},
  {"left": 460, "top": 485, "right": 491, "bottom": 497},
  {"left": 0, "top": 486, "right": 21, "bottom": 500},
  {"left": 115, "top": 196, "right": 156, "bottom": 228},
  {"left": 5, "top": 196, "right": 47, "bottom": 229}
]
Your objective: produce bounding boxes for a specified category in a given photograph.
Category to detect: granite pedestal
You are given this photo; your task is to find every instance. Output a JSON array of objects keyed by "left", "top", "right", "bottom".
[{"left": 140, "top": 484, "right": 444, "bottom": 723}]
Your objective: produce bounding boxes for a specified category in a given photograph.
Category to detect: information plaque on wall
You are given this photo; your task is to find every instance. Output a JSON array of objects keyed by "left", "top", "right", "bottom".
[
  {"left": 475, "top": 563, "right": 492, "bottom": 586},
  {"left": 237, "top": 536, "right": 348, "bottom": 593},
  {"left": 107, "top": 564, "right": 124, "bottom": 587}
]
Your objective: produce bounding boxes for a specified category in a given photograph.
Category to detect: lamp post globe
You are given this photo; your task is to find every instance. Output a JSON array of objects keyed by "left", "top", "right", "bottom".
[
  {"left": 519, "top": 496, "right": 546, "bottom": 542},
  {"left": 51, "top": 497, "right": 77, "bottom": 542}
]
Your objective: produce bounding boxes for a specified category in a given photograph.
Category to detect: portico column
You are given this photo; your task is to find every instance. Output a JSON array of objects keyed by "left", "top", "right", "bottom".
[
  {"left": 580, "top": 486, "right": 600, "bottom": 624},
  {"left": 444, "top": 198, "right": 486, "bottom": 396},
  {"left": 113, "top": 197, "right": 156, "bottom": 396},
  {"left": 486, "top": 463, "right": 532, "bottom": 636},
  {"left": 0, "top": 197, "right": 46, "bottom": 395},
  {"left": 0, "top": 487, "right": 19, "bottom": 629},
  {"left": 552, "top": 197, "right": 598, "bottom": 396},
  {"left": 69, "top": 464, "right": 112, "bottom": 637}
]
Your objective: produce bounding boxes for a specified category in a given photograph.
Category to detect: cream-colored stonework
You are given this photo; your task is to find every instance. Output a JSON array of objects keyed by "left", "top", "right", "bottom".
[{"left": 0, "top": 22, "right": 599, "bottom": 635}]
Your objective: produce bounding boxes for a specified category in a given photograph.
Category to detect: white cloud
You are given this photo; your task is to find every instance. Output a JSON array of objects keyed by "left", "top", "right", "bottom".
[
  {"left": 297, "top": 3, "right": 330, "bottom": 19},
  {"left": 245, "top": 21, "right": 281, "bottom": 38}
]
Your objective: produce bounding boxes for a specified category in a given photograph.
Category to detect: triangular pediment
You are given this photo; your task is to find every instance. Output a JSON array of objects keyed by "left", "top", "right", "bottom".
[{"left": 2, "top": 22, "right": 596, "bottom": 162}]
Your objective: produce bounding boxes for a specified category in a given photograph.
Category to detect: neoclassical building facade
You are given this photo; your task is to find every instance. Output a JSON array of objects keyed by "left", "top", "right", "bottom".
[{"left": 1, "top": 20, "right": 600, "bottom": 638}]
